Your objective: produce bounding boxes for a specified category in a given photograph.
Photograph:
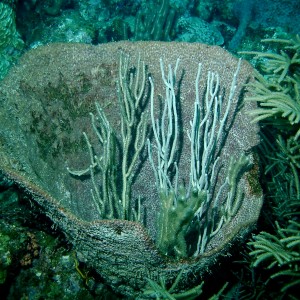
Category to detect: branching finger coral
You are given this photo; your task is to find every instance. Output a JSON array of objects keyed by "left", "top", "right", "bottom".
[
  {"left": 266, "top": 136, "right": 300, "bottom": 197},
  {"left": 244, "top": 50, "right": 300, "bottom": 83},
  {"left": 67, "top": 53, "right": 147, "bottom": 221},
  {"left": 246, "top": 72, "right": 300, "bottom": 126},
  {"left": 142, "top": 270, "right": 204, "bottom": 300},
  {"left": 148, "top": 58, "right": 250, "bottom": 258},
  {"left": 240, "top": 35, "right": 300, "bottom": 140},
  {"left": 248, "top": 220, "right": 300, "bottom": 293}
]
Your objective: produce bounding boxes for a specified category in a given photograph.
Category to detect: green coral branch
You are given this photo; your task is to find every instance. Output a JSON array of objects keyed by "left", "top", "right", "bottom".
[
  {"left": 148, "top": 58, "right": 249, "bottom": 258},
  {"left": 264, "top": 136, "right": 300, "bottom": 199},
  {"left": 249, "top": 220, "right": 300, "bottom": 292},
  {"left": 67, "top": 53, "right": 148, "bottom": 221},
  {"left": 67, "top": 102, "right": 119, "bottom": 219},
  {"left": 117, "top": 53, "right": 148, "bottom": 219},
  {"left": 142, "top": 270, "right": 204, "bottom": 300},
  {"left": 240, "top": 50, "right": 299, "bottom": 82},
  {"left": 257, "top": 130, "right": 300, "bottom": 222},
  {"left": 262, "top": 34, "right": 300, "bottom": 52},
  {"left": 246, "top": 71, "right": 300, "bottom": 138},
  {"left": 241, "top": 36, "right": 300, "bottom": 140},
  {"left": 271, "top": 270, "right": 300, "bottom": 293}
]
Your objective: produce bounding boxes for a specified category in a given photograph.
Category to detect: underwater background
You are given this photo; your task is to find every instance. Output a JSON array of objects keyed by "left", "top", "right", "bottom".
[{"left": 0, "top": 0, "right": 299, "bottom": 299}]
